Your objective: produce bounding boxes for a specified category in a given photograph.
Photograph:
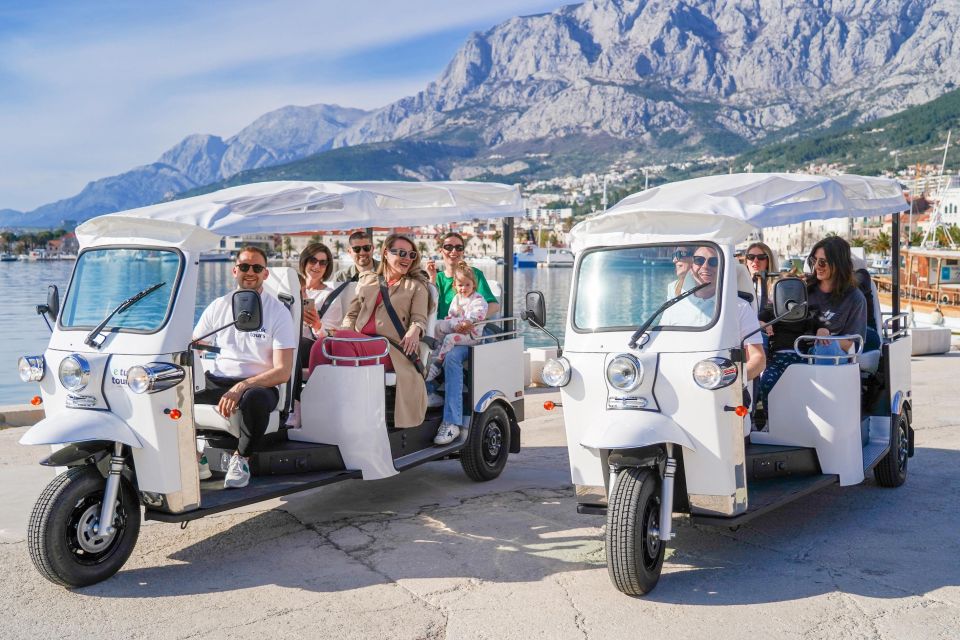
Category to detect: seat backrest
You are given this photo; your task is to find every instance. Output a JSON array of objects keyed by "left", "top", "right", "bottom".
[
  {"left": 735, "top": 263, "right": 758, "bottom": 313},
  {"left": 262, "top": 266, "right": 302, "bottom": 414}
]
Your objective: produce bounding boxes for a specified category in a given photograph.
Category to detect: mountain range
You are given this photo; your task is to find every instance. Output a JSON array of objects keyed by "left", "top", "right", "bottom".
[{"left": 5, "top": 0, "right": 960, "bottom": 227}]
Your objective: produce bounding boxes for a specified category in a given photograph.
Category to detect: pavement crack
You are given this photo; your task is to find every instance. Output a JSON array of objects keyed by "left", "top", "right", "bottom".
[{"left": 553, "top": 574, "right": 588, "bottom": 640}]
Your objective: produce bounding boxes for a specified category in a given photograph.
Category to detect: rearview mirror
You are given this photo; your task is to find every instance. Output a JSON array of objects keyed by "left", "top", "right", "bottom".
[
  {"left": 36, "top": 284, "right": 60, "bottom": 324},
  {"left": 232, "top": 290, "right": 263, "bottom": 332},
  {"left": 522, "top": 291, "right": 546, "bottom": 327},
  {"left": 773, "top": 278, "right": 808, "bottom": 322}
]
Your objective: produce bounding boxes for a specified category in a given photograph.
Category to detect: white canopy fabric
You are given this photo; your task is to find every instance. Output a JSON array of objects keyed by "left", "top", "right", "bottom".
[
  {"left": 76, "top": 181, "right": 523, "bottom": 250},
  {"left": 570, "top": 173, "right": 909, "bottom": 252}
]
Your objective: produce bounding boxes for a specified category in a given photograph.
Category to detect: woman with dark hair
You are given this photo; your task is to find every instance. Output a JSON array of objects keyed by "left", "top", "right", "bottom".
[
  {"left": 298, "top": 242, "right": 342, "bottom": 339},
  {"left": 308, "top": 233, "right": 431, "bottom": 428},
  {"left": 805, "top": 236, "right": 867, "bottom": 359}
]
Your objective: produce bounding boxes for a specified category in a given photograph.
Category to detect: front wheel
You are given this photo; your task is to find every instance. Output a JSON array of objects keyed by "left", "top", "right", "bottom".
[
  {"left": 460, "top": 404, "right": 511, "bottom": 482},
  {"left": 28, "top": 465, "right": 141, "bottom": 588},
  {"left": 606, "top": 467, "right": 665, "bottom": 595}
]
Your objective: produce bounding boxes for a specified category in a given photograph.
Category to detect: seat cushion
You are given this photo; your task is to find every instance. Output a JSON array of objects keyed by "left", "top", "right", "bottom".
[{"left": 859, "top": 350, "right": 881, "bottom": 375}]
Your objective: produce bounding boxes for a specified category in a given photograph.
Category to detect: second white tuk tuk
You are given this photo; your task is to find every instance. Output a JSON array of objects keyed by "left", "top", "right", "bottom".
[
  {"left": 527, "top": 173, "right": 915, "bottom": 595},
  {"left": 17, "top": 180, "right": 526, "bottom": 588}
]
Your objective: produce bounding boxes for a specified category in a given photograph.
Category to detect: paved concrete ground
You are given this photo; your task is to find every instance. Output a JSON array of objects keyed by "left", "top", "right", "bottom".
[{"left": 2, "top": 356, "right": 959, "bottom": 640}]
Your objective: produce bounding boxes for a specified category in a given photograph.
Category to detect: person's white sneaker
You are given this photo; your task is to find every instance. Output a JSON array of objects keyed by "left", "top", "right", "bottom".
[
  {"left": 427, "top": 392, "right": 444, "bottom": 408},
  {"left": 434, "top": 422, "right": 460, "bottom": 445},
  {"left": 425, "top": 363, "right": 441, "bottom": 382},
  {"left": 224, "top": 453, "right": 251, "bottom": 489},
  {"left": 285, "top": 400, "right": 302, "bottom": 428},
  {"left": 198, "top": 455, "right": 212, "bottom": 480}
]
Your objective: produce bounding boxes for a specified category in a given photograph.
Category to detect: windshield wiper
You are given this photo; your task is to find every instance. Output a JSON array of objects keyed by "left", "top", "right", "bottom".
[
  {"left": 627, "top": 282, "right": 709, "bottom": 349},
  {"left": 84, "top": 282, "right": 166, "bottom": 348}
]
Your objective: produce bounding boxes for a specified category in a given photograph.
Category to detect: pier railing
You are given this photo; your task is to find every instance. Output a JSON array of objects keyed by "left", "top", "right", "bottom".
[{"left": 875, "top": 276, "right": 960, "bottom": 307}]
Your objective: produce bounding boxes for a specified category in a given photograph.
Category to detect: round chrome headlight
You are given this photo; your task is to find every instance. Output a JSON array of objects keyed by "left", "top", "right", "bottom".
[
  {"left": 606, "top": 354, "right": 643, "bottom": 391},
  {"left": 58, "top": 355, "right": 90, "bottom": 392},
  {"left": 541, "top": 357, "right": 571, "bottom": 387},
  {"left": 18, "top": 355, "right": 45, "bottom": 382},
  {"left": 126, "top": 363, "right": 185, "bottom": 394},
  {"left": 693, "top": 357, "right": 738, "bottom": 389},
  {"left": 126, "top": 366, "right": 152, "bottom": 394}
]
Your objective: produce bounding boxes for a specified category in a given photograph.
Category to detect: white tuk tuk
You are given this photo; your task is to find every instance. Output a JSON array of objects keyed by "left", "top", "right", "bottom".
[
  {"left": 526, "top": 173, "right": 915, "bottom": 595},
  {"left": 17, "top": 180, "right": 526, "bottom": 588}
]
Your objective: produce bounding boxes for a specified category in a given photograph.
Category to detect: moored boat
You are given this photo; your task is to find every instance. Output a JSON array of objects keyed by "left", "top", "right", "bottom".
[{"left": 875, "top": 245, "right": 960, "bottom": 330}]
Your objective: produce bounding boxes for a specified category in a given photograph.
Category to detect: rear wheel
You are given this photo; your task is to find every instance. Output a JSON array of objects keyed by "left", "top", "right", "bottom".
[
  {"left": 874, "top": 411, "right": 910, "bottom": 487},
  {"left": 460, "top": 404, "right": 510, "bottom": 482},
  {"left": 606, "top": 467, "right": 665, "bottom": 596},
  {"left": 28, "top": 465, "right": 141, "bottom": 588}
]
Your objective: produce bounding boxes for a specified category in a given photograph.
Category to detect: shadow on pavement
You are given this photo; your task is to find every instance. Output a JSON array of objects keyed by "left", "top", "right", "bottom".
[{"left": 72, "top": 446, "right": 958, "bottom": 606}]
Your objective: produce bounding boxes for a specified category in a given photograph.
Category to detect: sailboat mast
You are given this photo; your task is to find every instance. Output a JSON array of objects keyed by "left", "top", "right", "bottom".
[{"left": 922, "top": 130, "right": 952, "bottom": 248}]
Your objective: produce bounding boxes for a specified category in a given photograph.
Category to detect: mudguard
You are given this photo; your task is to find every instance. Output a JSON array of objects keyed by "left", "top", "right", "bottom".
[
  {"left": 19, "top": 410, "right": 143, "bottom": 448},
  {"left": 580, "top": 413, "right": 695, "bottom": 451}
]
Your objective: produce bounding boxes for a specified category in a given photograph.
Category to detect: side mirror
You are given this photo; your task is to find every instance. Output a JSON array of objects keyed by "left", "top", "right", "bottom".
[
  {"left": 46, "top": 285, "right": 60, "bottom": 322},
  {"left": 36, "top": 284, "right": 60, "bottom": 325},
  {"left": 232, "top": 290, "right": 263, "bottom": 332},
  {"left": 522, "top": 290, "right": 546, "bottom": 327},
  {"left": 773, "top": 278, "right": 808, "bottom": 322}
]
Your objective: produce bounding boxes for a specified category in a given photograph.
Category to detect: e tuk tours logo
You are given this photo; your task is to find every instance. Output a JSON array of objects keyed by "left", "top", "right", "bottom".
[{"left": 111, "top": 367, "right": 128, "bottom": 385}]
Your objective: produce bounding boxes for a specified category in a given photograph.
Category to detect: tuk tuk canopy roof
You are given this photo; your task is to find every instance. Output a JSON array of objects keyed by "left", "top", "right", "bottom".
[
  {"left": 570, "top": 173, "right": 908, "bottom": 252},
  {"left": 76, "top": 180, "right": 523, "bottom": 250}
]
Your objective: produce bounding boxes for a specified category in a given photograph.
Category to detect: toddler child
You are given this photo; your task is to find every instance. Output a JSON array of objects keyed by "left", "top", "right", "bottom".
[{"left": 426, "top": 261, "right": 488, "bottom": 381}]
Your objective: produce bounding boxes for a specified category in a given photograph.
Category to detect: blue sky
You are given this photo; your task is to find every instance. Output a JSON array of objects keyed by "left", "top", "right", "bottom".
[{"left": 0, "top": 0, "right": 561, "bottom": 211}]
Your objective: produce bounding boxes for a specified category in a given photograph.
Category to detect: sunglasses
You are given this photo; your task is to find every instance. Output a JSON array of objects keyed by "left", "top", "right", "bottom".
[
  {"left": 692, "top": 256, "right": 719, "bottom": 267},
  {"left": 388, "top": 248, "right": 418, "bottom": 259},
  {"left": 306, "top": 256, "right": 328, "bottom": 266},
  {"left": 745, "top": 253, "right": 768, "bottom": 262},
  {"left": 236, "top": 263, "right": 265, "bottom": 274},
  {"left": 351, "top": 244, "right": 373, "bottom": 253},
  {"left": 672, "top": 250, "right": 692, "bottom": 261},
  {"left": 442, "top": 243, "right": 465, "bottom": 252},
  {"left": 808, "top": 257, "right": 829, "bottom": 268}
]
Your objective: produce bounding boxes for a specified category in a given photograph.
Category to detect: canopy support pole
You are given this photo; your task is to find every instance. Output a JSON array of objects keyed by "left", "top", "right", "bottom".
[
  {"left": 892, "top": 211, "right": 901, "bottom": 332},
  {"left": 502, "top": 217, "right": 515, "bottom": 328}
]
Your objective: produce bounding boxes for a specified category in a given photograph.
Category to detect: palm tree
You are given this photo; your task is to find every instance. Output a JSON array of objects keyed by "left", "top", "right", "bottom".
[
  {"left": 492, "top": 229, "right": 502, "bottom": 253},
  {"left": 871, "top": 230, "right": 891, "bottom": 254},
  {"left": 282, "top": 236, "right": 293, "bottom": 262},
  {"left": 310, "top": 233, "right": 322, "bottom": 244}
]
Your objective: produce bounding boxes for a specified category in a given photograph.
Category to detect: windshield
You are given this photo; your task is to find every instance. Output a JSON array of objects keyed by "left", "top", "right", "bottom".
[
  {"left": 573, "top": 243, "right": 723, "bottom": 332},
  {"left": 60, "top": 248, "right": 182, "bottom": 332}
]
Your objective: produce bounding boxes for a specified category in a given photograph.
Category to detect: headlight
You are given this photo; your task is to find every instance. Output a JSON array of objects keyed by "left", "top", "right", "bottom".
[
  {"left": 58, "top": 355, "right": 90, "bottom": 392},
  {"left": 692, "top": 357, "right": 738, "bottom": 389},
  {"left": 606, "top": 354, "right": 643, "bottom": 391},
  {"left": 541, "top": 357, "right": 571, "bottom": 387},
  {"left": 18, "top": 355, "right": 45, "bottom": 382},
  {"left": 126, "top": 363, "right": 185, "bottom": 394}
]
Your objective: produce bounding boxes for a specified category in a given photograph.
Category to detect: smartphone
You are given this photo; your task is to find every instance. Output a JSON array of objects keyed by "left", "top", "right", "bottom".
[{"left": 302, "top": 298, "right": 316, "bottom": 312}]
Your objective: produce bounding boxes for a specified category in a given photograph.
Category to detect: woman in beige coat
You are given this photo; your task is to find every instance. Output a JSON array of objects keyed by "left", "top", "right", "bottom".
[{"left": 307, "top": 233, "right": 431, "bottom": 428}]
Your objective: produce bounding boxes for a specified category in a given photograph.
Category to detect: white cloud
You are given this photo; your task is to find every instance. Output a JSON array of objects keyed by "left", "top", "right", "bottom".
[{"left": 0, "top": 0, "right": 560, "bottom": 211}]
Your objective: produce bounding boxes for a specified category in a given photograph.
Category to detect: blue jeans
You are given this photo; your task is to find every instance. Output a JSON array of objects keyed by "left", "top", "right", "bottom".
[
  {"left": 426, "top": 344, "right": 469, "bottom": 426},
  {"left": 812, "top": 339, "right": 851, "bottom": 363}
]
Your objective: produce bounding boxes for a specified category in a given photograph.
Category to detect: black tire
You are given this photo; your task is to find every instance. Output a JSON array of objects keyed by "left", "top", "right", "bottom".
[
  {"left": 460, "top": 404, "right": 511, "bottom": 482},
  {"left": 874, "top": 411, "right": 910, "bottom": 487},
  {"left": 27, "top": 465, "right": 141, "bottom": 588},
  {"left": 606, "top": 467, "right": 665, "bottom": 596}
]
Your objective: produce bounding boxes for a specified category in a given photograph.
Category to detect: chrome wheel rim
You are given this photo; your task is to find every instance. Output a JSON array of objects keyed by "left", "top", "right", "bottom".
[{"left": 483, "top": 422, "right": 503, "bottom": 464}]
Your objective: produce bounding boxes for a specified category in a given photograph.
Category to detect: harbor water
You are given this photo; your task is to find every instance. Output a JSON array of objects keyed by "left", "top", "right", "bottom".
[{"left": 0, "top": 260, "right": 576, "bottom": 405}]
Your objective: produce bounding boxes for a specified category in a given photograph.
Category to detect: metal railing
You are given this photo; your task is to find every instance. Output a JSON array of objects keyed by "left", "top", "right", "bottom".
[
  {"left": 471, "top": 316, "right": 522, "bottom": 342},
  {"left": 882, "top": 312, "right": 911, "bottom": 340},
  {"left": 793, "top": 334, "right": 864, "bottom": 365},
  {"left": 319, "top": 335, "right": 390, "bottom": 366}
]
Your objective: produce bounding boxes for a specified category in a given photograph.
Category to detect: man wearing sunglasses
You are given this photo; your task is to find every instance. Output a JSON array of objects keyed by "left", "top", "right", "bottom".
[
  {"left": 333, "top": 230, "right": 380, "bottom": 283},
  {"left": 193, "top": 246, "right": 296, "bottom": 489}
]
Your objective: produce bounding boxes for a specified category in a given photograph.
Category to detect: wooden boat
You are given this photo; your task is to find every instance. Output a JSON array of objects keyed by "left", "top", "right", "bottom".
[{"left": 875, "top": 245, "right": 960, "bottom": 328}]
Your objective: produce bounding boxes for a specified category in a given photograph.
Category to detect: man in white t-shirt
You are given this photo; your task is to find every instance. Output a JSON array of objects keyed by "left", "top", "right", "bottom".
[{"left": 193, "top": 246, "right": 296, "bottom": 488}]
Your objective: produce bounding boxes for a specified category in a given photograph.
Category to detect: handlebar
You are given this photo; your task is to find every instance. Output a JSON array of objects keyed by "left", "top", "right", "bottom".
[
  {"left": 471, "top": 316, "right": 522, "bottom": 342},
  {"left": 320, "top": 335, "right": 390, "bottom": 366},
  {"left": 793, "top": 334, "right": 864, "bottom": 364},
  {"left": 882, "top": 312, "right": 911, "bottom": 340},
  {"left": 192, "top": 343, "right": 221, "bottom": 355}
]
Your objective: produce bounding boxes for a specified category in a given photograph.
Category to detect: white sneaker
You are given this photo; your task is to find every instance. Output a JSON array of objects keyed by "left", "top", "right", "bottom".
[
  {"left": 427, "top": 392, "right": 444, "bottom": 408},
  {"left": 434, "top": 422, "right": 460, "bottom": 445},
  {"left": 198, "top": 455, "right": 212, "bottom": 480},
  {"left": 285, "top": 400, "right": 302, "bottom": 428},
  {"left": 425, "top": 363, "right": 441, "bottom": 382},
  {"left": 224, "top": 453, "right": 251, "bottom": 489}
]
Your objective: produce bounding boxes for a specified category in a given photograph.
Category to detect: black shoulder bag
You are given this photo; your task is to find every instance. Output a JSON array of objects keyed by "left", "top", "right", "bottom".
[{"left": 378, "top": 277, "right": 435, "bottom": 375}]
